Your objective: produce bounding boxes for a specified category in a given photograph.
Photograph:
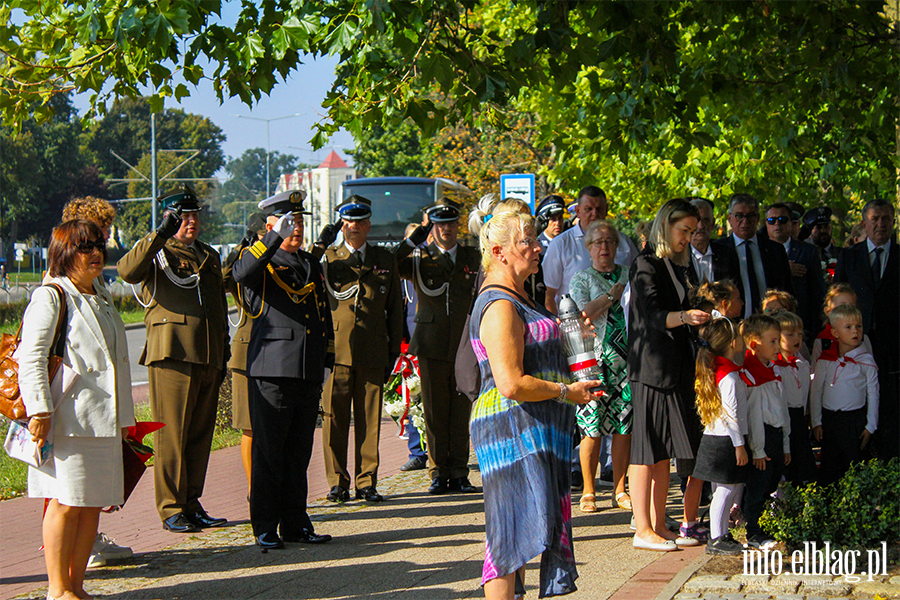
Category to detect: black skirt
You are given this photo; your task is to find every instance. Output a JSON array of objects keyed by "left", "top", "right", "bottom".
[
  {"left": 692, "top": 434, "right": 750, "bottom": 484},
  {"left": 630, "top": 380, "right": 701, "bottom": 466}
]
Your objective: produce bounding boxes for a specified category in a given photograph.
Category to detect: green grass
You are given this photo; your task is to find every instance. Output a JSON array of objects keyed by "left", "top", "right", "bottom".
[{"left": 0, "top": 401, "right": 242, "bottom": 501}]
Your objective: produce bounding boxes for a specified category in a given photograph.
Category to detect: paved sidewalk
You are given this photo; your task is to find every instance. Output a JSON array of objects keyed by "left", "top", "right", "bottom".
[{"left": 2, "top": 420, "right": 711, "bottom": 600}]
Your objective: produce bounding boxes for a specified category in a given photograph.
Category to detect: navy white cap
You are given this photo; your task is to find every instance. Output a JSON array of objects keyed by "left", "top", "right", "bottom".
[
  {"left": 425, "top": 198, "right": 462, "bottom": 223},
  {"left": 337, "top": 195, "right": 373, "bottom": 220},
  {"left": 258, "top": 190, "right": 310, "bottom": 217},
  {"left": 159, "top": 184, "right": 201, "bottom": 213},
  {"left": 802, "top": 206, "right": 832, "bottom": 227},
  {"left": 537, "top": 195, "right": 566, "bottom": 217}
]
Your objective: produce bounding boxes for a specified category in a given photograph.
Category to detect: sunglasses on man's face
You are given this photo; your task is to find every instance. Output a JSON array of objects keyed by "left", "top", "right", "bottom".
[
  {"left": 766, "top": 216, "right": 790, "bottom": 225},
  {"left": 76, "top": 240, "right": 106, "bottom": 254}
]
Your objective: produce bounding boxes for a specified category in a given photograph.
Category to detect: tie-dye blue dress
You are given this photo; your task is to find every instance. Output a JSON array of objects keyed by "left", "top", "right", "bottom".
[{"left": 469, "top": 288, "right": 578, "bottom": 597}]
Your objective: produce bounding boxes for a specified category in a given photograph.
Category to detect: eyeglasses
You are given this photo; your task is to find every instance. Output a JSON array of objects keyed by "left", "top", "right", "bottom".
[
  {"left": 766, "top": 216, "right": 790, "bottom": 225},
  {"left": 76, "top": 240, "right": 106, "bottom": 254},
  {"left": 731, "top": 212, "right": 758, "bottom": 222},
  {"left": 517, "top": 237, "right": 539, "bottom": 248},
  {"left": 590, "top": 238, "right": 618, "bottom": 246}
]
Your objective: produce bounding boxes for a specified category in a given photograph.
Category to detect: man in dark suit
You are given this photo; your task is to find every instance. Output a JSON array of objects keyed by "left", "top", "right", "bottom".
[
  {"left": 396, "top": 199, "right": 481, "bottom": 494},
  {"left": 687, "top": 197, "right": 739, "bottom": 287},
  {"left": 712, "top": 193, "right": 793, "bottom": 318},
  {"left": 765, "top": 202, "right": 825, "bottom": 339},
  {"left": 834, "top": 198, "right": 899, "bottom": 459},
  {"left": 233, "top": 190, "right": 334, "bottom": 549}
]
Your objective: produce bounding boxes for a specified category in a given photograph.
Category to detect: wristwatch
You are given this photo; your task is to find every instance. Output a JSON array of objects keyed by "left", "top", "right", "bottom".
[{"left": 606, "top": 293, "right": 615, "bottom": 302}]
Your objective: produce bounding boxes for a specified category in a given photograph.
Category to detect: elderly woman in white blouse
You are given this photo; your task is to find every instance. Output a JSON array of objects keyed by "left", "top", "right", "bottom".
[{"left": 18, "top": 220, "right": 134, "bottom": 600}]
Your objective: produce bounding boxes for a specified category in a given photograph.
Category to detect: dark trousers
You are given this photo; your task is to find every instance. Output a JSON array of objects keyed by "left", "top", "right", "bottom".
[
  {"left": 419, "top": 357, "right": 471, "bottom": 480},
  {"left": 819, "top": 407, "right": 868, "bottom": 486},
  {"left": 743, "top": 425, "right": 784, "bottom": 539},
  {"left": 149, "top": 360, "right": 221, "bottom": 520},
  {"left": 784, "top": 407, "right": 817, "bottom": 485},
  {"left": 249, "top": 377, "right": 319, "bottom": 538}
]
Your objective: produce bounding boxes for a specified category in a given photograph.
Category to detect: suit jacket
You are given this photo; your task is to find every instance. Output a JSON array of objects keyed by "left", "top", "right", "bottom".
[
  {"left": 395, "top": 241, "right": 480, "bottom": 361},
  {"left": 712, "top": 233, "right": 793, "bottom": 311},
  {"left": 686, "top": 241, "right": 740, "bottom": 287},
  {"left": 233, "top": 230, "right": 335, "bottom": 381},
  {"left": 784, "top": 238, "right": 825, "bottom": 336},
  {"left": 17, "top": 277, "right": 135, "bottom": 438},
  {"left": 118, "top": 232, "right": 229, "bottom": 369},
  {"left": 834, "top": 241, "right": 899, "bottom": 366},
  {"left": 323, "top": 243, "right": 403, "bottom": 368},
  {"left": 627, "top": 248, "right": 695, "bottom": 389}
]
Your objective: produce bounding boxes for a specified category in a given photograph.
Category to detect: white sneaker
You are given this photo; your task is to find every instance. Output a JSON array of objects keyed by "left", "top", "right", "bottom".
[
  {"left": 86, "top": 552, "right": 107, "bottom": 568},
  {"left": 92, "top": 532, "right": 133, "bottom": 560}
]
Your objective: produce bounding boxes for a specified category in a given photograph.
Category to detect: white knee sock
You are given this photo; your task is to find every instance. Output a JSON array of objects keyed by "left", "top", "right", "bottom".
[{"left": 710, "top": 482, "right": 742, "bottom": 540}]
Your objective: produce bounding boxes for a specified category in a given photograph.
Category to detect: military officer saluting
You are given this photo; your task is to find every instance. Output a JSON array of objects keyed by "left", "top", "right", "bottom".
[
  {"left": 320, "top": 195, "right": 403, "bottom": 504},
  {"left": 232, "top": 190, "right": 334, "bottom": 549},
  {"left": 118, "top": 185, "right": 229, "bottom": 533},
  {"left": 396, "top": 198, "right": 481, "bottom": 494}
]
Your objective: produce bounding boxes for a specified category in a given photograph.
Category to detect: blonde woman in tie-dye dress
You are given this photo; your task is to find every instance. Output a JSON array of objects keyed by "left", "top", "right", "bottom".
[{"left": 468, "top": 200, "right": 602, "bottom": 599}]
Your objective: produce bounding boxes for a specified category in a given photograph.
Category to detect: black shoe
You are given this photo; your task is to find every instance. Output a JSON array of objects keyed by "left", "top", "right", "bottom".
[
  {"left": 326, "top": 485, "right": 350, "bottom": 503},
  {"left": 428, "top": 477, "right": 449, "bottom": 494},
  {"left": 283, "top": 528, "right": 333, "bottom": 544},
  {"left": 355, "top": 486, "right": 385, "bottom": 502},
  {"left": 184, "top": 509, "right": 227, "bottom": 528},
  {"left": 162, "top": 513, "right": 200, "bottom": 533},
  {"left": 400, "top": 456, "right": 427, "bottom": 471},
  {"left": 255, "top": 532, "right": 285, "bottom": 550},
  {"left": 706, "top": 534, "right": 744, "bottom": 556},
  {"left": 571, "top": 470, "right": 584, "bottom": 492},
  {"left": 448, "top": 477, "right": 479, "bottom": 493}
]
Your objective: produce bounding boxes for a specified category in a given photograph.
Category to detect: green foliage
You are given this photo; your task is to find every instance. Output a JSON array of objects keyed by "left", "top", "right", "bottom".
[
  {"left": 349, "top": 120, "right": 429, "bottom": 178},
  {"left": 761, "top": 458, "right": 900, "bottom": 551}
]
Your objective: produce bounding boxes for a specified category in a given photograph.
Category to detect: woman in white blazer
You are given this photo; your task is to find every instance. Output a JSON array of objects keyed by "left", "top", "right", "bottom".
[{"left": 17, "top": 220, "right": 135, "bottom": 600}]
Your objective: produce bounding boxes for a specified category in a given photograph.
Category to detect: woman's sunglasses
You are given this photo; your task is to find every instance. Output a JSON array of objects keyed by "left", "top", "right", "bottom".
[
  {"left": 76, "top": 240, "right": 106, "bottom": 254},
  {"left": 766, "top": 216, "right": 791, "bottom": 225}
]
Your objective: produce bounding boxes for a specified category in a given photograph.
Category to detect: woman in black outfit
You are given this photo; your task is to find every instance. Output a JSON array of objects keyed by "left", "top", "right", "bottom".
[{"left": 627, "top": 199, "right": 710, "bottom": 551}]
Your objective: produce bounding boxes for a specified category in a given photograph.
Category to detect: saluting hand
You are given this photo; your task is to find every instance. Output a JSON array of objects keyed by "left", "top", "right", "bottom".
[
  {"left": 273, "top": 214, "right": 296, "bottom": 239},
  {"left": 317, "top": 219, "right": 342, "bottom": 247},
  {"left": 156, "top": 211, "right": 182, "bottom": 239},
  {"left": 407, "top": 220, "right": 433, "bottom": 246}
]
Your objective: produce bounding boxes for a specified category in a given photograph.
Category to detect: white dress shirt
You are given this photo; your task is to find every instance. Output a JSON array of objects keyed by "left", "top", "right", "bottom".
[
  {"left": 866, "top": 238, "right": 891, "bottom": 280},
  {"left": 733, "top": 233, "right": 766, "bottom": 318},
  {"left": 747, "top": 376, "right": 791, "bottom": 460},
  {"left": 703, "top": 372, "right": 749, "bottom": 448},
  {"left": 543, "top": 225, "right": 638, "bottom": 302},
  {"left": 344, "top": 241, "right": 368, "bottom": 262},
  {"left": 774, "top": 355, "right": 811, "bottom": 411},
  {"left": 690, "top": 243, "right": 715, "bottom": 284},
  {"left": 435, "top": 243, "right": 458, "bottom": 264},
  {"left": 810, "top": 345, "right": 879, "bottom": 433}
]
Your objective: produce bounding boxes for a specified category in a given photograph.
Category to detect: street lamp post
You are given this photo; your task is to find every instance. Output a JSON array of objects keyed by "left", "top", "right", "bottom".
[{"left": 235, "top": 113, "right": 305, "bottom": 198}]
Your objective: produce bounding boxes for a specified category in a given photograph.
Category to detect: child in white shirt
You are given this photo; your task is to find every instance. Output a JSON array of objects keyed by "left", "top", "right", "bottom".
[
  {"left": 691, "top": 317, "right": 749, "bottom": 556},
  {"left": 741, "top": 314, "right": 791, "bottom": 551},
  {"left": 810, "top": 304, "right": 879, "bottom": 486},
  {"left": 772, "top": 311, "right": 816, "bottom": 485}
]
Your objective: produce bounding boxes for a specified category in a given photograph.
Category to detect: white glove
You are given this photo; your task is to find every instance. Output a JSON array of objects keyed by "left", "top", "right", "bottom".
[
  {"left": 273, "top": 213, "right": 295, "bottom": 238},
  {"left": 323, "top": 368, "right": 332, "bottom": 383}
]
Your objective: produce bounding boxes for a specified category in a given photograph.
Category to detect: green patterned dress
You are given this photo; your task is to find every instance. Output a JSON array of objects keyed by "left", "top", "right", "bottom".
[{"left": 569, "top": 265, "right": 633, "bottom": 436}]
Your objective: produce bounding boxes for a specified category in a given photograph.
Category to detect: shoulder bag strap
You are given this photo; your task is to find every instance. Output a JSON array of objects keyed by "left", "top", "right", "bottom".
[
  {"left": 479, "top": 283, "right": 533, "bottom": 307},
  {"left": 43, "top": 283, "right": 68, "bottom": 358}
]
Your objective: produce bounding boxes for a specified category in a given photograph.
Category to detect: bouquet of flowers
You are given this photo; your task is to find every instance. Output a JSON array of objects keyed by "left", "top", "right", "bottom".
[{"left": 383, "top": 353, "right": 425, "bottom": 437}]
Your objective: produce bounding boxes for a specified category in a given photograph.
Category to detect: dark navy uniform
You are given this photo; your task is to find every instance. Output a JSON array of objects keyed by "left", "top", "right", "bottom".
[{"left": 233, "top": 228, "right": 335, "bottom": 541}]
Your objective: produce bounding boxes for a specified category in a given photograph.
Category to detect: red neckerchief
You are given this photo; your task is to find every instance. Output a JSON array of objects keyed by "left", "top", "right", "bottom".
[
  {"left": 817, "top": 349, "right": 878, "bottom": 385},
  {"left": 816, "top": 326, "right": 839, "bottom": 362},
  {"left": 742, "top": 351, "right": 781, "bottom": 387},
  {"left": 714, "top": 356, "right": 752, "bottom": 386},
  {"left": 773, "top": 353, "right": 801, "bottom": 388}
]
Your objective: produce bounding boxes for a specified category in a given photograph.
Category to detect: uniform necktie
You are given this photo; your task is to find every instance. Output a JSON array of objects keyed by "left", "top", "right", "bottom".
[
  {"left": 743, "top": 239, "right": 760, "bottom": 313},
  {"left": 871, "top": 247, "right": 883, "bottom": 286},
  {"left": 354, "top": 250, "right": 363, "bottom": 267},
  {"left": 443, "top": 251, "right": 454, "bottom": 270}
]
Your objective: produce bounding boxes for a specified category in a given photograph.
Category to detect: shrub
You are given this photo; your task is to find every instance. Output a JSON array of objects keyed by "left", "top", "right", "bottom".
[{"left": 761, "top": 458, "right": 900, "bottom": 551}]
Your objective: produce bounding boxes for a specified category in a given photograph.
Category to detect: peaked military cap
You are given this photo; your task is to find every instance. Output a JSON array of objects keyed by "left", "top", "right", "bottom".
[
  {"left": 337, "top": 195, "right": 372, "bottom": 220},
  {"left": 158, "top": 184, "right": 201, "bottom": 213},
  {"left": 425, "top": 197, "right": 462, "bottom": 223},
  {"left": 802, "top": 206, "right": 833, "bottom": 227},
  {"left": 565, "top": 199, "right": 578, "bottom": 215},
  {"left": 784, "top": 201, "right": 804, "bottom": 222},
  {"left": 258, "top": 189, "right": 310, "bottom": 217},
  {"left": 536, "top": 195, "right": 566, "bottom": 217}
]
